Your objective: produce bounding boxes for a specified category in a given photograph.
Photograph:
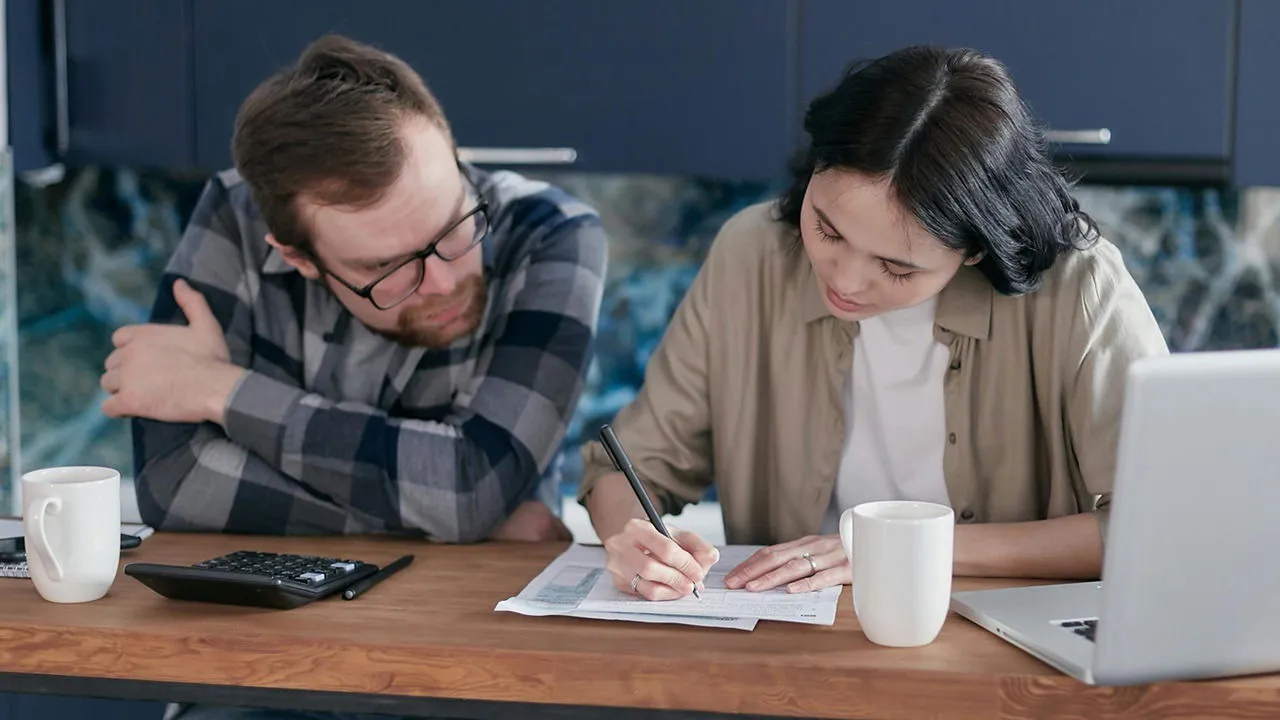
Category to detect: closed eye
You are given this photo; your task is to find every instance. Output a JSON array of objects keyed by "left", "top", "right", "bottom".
[
  {"left": 878, "top": 260, "right": 914, "bottom": 284},
  {"left": 813, "top": 218, "right": 842, "bottom": 244}
]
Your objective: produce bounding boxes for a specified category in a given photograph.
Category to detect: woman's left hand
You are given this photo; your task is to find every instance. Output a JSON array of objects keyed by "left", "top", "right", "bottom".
[{"left": 723, "top": 535, "right": 849, "bottom": 593}]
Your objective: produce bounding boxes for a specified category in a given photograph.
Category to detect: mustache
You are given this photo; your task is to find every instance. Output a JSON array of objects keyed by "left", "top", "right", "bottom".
[{"left": 401, "top": 276, "right": 485, "bottom": 321}]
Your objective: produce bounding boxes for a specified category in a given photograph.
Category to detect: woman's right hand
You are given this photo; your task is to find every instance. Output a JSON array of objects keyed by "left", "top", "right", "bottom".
[{"left": 603, "top": 518, "right": 720, "bottom": 601}]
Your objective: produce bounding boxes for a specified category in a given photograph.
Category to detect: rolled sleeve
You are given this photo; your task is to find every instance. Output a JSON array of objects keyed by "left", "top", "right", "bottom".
[{"left": 1065, "top": 241, "right": 1170, "bottom": 545}]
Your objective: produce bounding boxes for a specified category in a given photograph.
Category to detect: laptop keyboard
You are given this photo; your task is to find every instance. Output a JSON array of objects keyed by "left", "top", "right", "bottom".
[{"left": 1058, "top": 618, "right": 1098, "bottom": 641}]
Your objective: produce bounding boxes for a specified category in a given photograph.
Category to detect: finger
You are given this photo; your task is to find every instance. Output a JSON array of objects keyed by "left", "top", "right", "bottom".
[
  {"left": 100, "top": 393, "right": 128, "bottom": 419},
  {"left": 608, "top": 539, "right": 696, "bottom": 596},
  {"left": 672, "top": 528, "right": 720, "bottom": 569},
  {"left": 786, "top": 567, "right": 846, "bottom": 595},
  {"left": 104, "top": 348, "right": 124, "bottom": 371},
  {"left": 111, "top": 325, "right": 135, "bottom": 348},
  {"left": 605, "top": 544, "right": 695, "bottom": 597},
  {"left": 172, "top": 279, "right": 220, "bottom": 334},
  {"left": 112, "top": 324, "right": 185, "bottom": 349},
  {"left": 633, "top": 552, "right": 697, "bottom": 596},
  {"left": 100, "top": 369, "right": 120, "bottom": 393},
  {"left": 725, "top": 545, "right": 788, "bottom": 589},
  {"left": 744, "top": 554, "right": 822, "bottom": 592},
  {"left": 624, "top": 518, "right": 706, "bottom": 585},
  {"left": 631, "top": 576, "right": 687, "bottom": 602}
]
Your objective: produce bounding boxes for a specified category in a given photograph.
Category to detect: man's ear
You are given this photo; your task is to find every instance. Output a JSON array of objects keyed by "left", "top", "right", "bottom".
[{"left": 265, "top": 233, "right": 322, "bottom": 280}]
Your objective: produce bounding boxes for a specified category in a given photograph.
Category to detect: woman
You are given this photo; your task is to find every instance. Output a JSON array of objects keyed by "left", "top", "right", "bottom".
[{"left": 578, "top": 45, "right": 1169, "bottom": 601}]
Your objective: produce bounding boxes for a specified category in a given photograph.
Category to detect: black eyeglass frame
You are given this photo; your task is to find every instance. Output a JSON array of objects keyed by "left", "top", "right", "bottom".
[{"left": 316, "top": 172, "right": 490, "bottom": 311}]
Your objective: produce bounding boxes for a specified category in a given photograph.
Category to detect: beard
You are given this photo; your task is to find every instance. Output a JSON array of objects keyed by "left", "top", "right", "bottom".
[{"left": 380, "top": 275, "right": 487, "bottom": 349}]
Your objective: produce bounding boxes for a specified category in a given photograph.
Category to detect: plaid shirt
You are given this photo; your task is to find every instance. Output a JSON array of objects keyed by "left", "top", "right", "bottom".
[{"left": 132, "top": 165, "right": 607, "bottom": 542}]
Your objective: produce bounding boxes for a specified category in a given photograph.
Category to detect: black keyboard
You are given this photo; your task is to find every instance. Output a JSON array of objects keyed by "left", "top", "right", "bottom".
[
  {"left": 1059, "top": 618, "right": 1098, "bottom": 642},
  {"left": 125, "top": 550, "right": 379, "bottom": 609}
]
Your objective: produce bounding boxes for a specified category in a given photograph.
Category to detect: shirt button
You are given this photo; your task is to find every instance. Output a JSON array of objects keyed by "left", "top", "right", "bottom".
[
  {"left": 948, "top": 432, "right": 957, "bottom": 444},
  {"left": 960, "top": 509, "right": 975, "bottom": 522}
]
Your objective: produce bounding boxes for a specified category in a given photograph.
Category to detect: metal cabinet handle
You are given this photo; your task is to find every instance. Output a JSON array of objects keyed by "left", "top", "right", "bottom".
[
  {"left": 51, "top": 0, "right": 70, "bottom": 156},
  {"left": 1044, "top": 128, "right": 1111, "bottom": 145},
  {"left": 457, "top": 147, "right": 578, "bottom": 165}
]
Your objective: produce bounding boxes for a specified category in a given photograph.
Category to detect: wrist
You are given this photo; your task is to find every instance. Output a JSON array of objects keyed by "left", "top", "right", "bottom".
[
  {"left": 204, "top": 363, "right": 247, "bottom": 426},
  {"left": 952, "top": 523, "right": 1000, "bottom": 576}
]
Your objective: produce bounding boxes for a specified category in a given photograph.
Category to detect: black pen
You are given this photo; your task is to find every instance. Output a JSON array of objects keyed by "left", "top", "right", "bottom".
[
  {"left": 599, "top": 424, "right": 701, "bottom": 600},
  {"left": 342, "top": 554, "right": 414, "bottom": 600}
]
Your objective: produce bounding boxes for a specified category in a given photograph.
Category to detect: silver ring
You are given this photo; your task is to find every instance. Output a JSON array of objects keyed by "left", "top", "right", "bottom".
[
  {"left": 802, "top": 552, "right": 817, "bottom": 576},
  {"left": 631, "top": 573, "right": 641, "bottom": 591}
]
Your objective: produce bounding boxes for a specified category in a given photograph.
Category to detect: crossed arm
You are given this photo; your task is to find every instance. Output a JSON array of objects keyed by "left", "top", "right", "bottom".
[{"left": 104, "top": 180, "right": 606, "bottom": 542}]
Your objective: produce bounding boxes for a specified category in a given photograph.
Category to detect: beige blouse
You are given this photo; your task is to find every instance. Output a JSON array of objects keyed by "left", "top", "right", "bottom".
[{"left": 579, "top": 202, "right": 1169, "bottom": 546}]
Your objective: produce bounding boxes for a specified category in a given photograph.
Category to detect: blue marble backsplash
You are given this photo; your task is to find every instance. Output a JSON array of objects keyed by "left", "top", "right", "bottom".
[{"left": 3, "top": 166, "right": 1280, "bottom": 513}]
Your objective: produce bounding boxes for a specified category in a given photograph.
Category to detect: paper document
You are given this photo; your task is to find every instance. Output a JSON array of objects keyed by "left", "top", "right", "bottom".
[
  {"left": 0, "top": 518, "right": 154, "bottom": 539},
  {"left": 577, "top": 545, "right": 842, "bottom": 626},
  {"left": 496, "top": 544, "right": 843, "bottom": 629},
  {"left": 495, "top": 544, "right": 757, "bottom": 630}
]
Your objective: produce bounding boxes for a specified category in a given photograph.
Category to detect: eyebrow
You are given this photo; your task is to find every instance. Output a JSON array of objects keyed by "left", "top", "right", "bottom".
[
  {"left": 814, "top": 205, "right": 926, "bottom": 271},
  {"left": 350, "top": 185, "right": 470, "bottom": 269}
]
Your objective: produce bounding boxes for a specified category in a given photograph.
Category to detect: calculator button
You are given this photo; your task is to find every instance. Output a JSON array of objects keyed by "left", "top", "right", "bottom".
[
  {"left": 330, "top": 562, "right": 356, "bottom": 572},
  {"left": 297, "top": 572, "right": 326, "bottom": 583}
]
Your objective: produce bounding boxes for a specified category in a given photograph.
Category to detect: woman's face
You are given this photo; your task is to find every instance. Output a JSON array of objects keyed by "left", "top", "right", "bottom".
[{"left": 800, "top": 169, "right": 973, "bottom": 322}]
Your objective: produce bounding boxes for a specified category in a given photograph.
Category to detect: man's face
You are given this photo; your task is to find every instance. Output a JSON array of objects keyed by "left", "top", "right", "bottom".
[{"left": 272, "top": 118, "right": 487, "bottom": 348}]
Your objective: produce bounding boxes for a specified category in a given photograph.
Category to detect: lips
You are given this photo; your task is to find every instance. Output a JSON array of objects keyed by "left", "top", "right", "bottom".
[
  {"left": 826, "top": 288, "right": 867, "bottom": 314},
  {"left": 417, "top": 293, "right": 469, "bottom": 325}
]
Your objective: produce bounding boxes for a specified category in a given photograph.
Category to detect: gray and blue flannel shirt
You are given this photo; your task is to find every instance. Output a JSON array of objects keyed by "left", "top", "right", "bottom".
[{"left": 132, "top": 164, "right": 607, "bottom": 542}]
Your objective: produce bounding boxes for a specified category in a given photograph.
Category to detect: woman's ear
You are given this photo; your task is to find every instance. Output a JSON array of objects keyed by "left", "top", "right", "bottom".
[{"left": 964, "top": 251, "right": 985, "bottom": 266}]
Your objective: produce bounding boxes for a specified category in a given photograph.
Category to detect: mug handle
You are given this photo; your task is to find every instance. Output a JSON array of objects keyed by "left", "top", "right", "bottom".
[
  {"left": 27, "top": 497, "right": 64, "bottom": 582},
  {"left": 839, "top": 507, "right": 856, "bottom": 561}
]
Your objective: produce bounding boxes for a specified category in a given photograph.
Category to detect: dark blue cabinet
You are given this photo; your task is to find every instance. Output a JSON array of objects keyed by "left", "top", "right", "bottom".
[
  {"left": 7, "top": 0, "right": 194, "bottom": 172},
  {"left": 6, "top": 0, "right": 57, "bottom": 173},
  {"left": 192, "top": 0, "right": 796, "bottom": 180},
  {"left": 62, "top": 0, "right": 194, "bottom": 169},
  {"left": 799, "top": 0, "right": 1236, "bottom": 162},
  {"left": 1233, "top": 0, "right": 1279, "bottom": 186}
]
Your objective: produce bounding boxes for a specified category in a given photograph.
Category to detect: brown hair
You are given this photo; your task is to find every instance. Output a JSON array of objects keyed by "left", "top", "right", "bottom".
[{"left": 232, "top": 34, "right": 453, "bottom": 252}]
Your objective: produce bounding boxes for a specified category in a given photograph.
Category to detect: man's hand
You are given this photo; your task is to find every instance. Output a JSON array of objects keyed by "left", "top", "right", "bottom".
[
  {"left": 100, "top": 278, "right": 245, "bottom": 425},
  {"left": 488, "top": 500, "right": 573, "bottom": 542}
]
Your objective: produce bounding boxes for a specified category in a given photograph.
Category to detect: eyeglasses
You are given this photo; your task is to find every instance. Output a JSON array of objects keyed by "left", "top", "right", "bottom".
[{"left": 321, "top": 183, "right": 491, "bottom": 311}]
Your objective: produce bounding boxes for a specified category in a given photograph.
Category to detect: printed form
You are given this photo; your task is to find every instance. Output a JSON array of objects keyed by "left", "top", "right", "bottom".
[{"left": 495, "top": 544, "right": 842, "bottom": 630}]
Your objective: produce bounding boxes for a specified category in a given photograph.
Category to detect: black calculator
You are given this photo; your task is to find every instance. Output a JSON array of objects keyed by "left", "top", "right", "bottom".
[{"left": 124, "top": 550, "right": 379, "bottom": 609}]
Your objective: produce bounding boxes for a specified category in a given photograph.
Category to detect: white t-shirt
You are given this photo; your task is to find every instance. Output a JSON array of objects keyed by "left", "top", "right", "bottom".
[{"left": 821, "top": 296, "right": 952, "bottom": 533}]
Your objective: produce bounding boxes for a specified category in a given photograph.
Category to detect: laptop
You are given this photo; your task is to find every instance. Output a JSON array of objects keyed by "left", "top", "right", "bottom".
[{"left": 950, "top": 348, "right": 1280, "bottom": 686}]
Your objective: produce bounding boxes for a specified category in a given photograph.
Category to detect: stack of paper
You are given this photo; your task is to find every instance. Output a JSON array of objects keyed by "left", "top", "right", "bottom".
[{"left": 495, "top": 544, "right": 842, "bottom": 631}]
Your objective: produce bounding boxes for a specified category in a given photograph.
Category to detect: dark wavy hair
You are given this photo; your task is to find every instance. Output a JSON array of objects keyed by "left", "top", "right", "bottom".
[{"left": 776, "top": 46, "right": 1097, "bottom": 295}]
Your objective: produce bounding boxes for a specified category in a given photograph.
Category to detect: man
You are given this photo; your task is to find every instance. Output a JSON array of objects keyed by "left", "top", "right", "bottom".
[{"left": 100, "top": 34, "right": 606, "bottom": 544}]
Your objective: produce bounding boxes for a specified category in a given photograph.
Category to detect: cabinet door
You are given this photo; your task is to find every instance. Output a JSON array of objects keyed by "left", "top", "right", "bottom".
[
  {"left": 799, "top": 0, "right": 1234, "bottom": 160},
  {"left": 1233, "top": 0, "right": 1280, "bottom": 186},
  {"left": 6, "top": 0, "right": 57, "bottom": 173},
  {"left": 62, "top": 0, "right": 194, "bottom": 168},
  {"left": 192, "top": 0, "right": 795, "bottom": 179}
]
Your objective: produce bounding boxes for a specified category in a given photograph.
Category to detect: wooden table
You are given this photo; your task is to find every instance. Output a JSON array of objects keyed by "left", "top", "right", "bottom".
[{"left": 0, "top": 534, "right": 1276, "bottom": 719}]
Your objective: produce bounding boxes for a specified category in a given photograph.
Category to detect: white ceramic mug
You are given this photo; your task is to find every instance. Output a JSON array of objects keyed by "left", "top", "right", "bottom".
[
  {"left": 22, "top": 466, "right": 121, "bottom": 603},
  {"left": 839, "top": 500, "right": 954, "bottom": 647}
]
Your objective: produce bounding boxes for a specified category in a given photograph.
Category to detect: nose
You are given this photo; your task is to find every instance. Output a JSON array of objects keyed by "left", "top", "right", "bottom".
[
  {"left": 827, "top": 253, "right": 874, "bottom": 298},
  {"left": 417, "top": 254, "right": 458, "bottom": 297}
]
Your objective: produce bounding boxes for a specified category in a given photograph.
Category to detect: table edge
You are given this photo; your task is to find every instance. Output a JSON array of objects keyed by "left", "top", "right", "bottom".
[{"left": 0, "top": 671, "right": 821, "bottom": 720}]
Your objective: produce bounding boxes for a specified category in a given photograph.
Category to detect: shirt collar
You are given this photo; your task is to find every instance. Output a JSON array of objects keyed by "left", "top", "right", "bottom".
[{"left": 800, "top": 258, "right": 992, "bottom": 340}]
